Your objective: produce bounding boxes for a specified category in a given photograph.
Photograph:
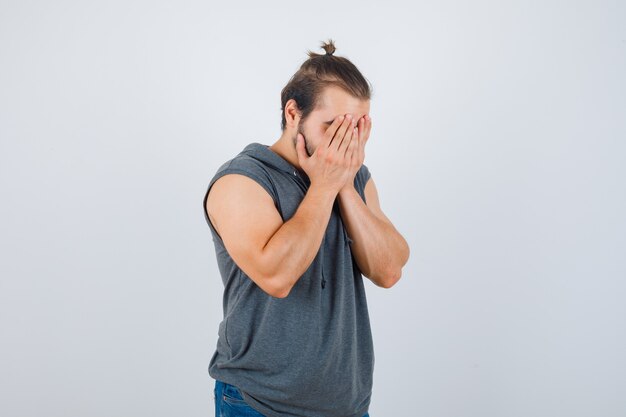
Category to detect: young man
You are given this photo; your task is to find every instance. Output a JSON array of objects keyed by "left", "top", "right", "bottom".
[{"left": 203, "top": 39, "right": 410, "bottom": 417}]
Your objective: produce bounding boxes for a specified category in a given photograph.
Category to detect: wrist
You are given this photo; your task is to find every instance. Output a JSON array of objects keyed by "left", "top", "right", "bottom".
[
  {"left": 338, "top": 181, "right": 357, "bottom": 196},
  {"left": 308, "top": 181, "right": 340, "bottom": 201}
]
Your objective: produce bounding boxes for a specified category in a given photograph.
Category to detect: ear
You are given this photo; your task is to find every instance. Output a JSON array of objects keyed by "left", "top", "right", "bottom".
[{"left": 285, "top": 99, "right": 301, "bottom": 128}]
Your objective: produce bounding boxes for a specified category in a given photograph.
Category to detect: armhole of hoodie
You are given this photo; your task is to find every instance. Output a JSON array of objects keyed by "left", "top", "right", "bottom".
[
  {"left": 202, "top": 163, "right": 280, "bottom": 242},
  {"left": 355, "top": 164, "right": 371, "bottom": 204}
]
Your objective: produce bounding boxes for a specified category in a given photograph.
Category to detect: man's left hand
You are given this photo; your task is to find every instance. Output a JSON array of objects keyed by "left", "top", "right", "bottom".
[{"left": 340, "top": 114, "right": 371, "bottom": 194}]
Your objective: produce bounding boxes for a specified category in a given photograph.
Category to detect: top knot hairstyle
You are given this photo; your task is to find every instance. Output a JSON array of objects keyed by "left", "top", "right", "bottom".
[
  {"left": 319, "top": 40, "right": 336, "bottom": 56},
  {"left": 280, "top": 38, "right": 373, "bottom": 131}
]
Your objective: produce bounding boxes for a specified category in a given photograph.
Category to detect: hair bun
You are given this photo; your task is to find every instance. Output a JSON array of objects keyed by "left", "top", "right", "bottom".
[{"left": 321, "top": 39, "right": 336, "bottom": 56}]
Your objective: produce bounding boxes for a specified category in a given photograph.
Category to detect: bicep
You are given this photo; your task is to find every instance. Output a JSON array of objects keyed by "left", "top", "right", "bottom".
[{"left": 206, "top": 174, "right": 284, "bottom": 295}]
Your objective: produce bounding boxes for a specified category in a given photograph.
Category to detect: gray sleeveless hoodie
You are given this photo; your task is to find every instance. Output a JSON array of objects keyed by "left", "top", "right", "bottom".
[{"left": 202, "top": 142, "right": 374, "bottom": 417}]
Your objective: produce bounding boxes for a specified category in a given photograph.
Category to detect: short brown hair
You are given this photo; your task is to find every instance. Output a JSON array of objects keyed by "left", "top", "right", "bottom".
[{"left": 279, "top": 38, "right": 373, "bottom": 131}]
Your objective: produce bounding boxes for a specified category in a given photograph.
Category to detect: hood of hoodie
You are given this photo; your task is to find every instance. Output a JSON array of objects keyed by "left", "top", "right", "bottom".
[{"left": 240, "top": 142, "right": 310, "bottom": 183}]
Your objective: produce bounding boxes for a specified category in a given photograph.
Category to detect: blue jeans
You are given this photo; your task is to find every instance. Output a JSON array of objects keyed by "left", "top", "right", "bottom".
[{"left": 214, "top": 380, "right": 370, "bottom": 417}]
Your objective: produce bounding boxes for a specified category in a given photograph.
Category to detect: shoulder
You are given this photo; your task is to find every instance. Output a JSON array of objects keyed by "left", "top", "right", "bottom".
[
  {"left": 203, "top": 154, "right": 280, "bottom": 226},
  {"left": 214, "top": 154, "right": 270, "bottom": 181},
  {"left": 209, "top": 155, "right": 277, "bottom": 202},
  {"left": 204, "top": 158, "right": 280, "bottom": 236}
]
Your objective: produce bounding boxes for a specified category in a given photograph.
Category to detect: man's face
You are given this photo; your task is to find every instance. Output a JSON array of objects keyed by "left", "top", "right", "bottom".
[{"left": 293, "top": 85, "right": 370, "bottom": 157}]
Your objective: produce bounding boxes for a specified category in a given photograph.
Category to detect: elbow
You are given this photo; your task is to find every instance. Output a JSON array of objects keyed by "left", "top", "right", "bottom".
[
  {"left": 271, "top": 286, "right": 291, "bottom": 299},
  {"left": 260, "top": 282, "right": 290, "bottom": 299},
  {"left": 253, "top": 256, "right": 293, "bottom": 299},
  {"left": 261, "top": 272, "right": 292, "bottom": 299},
  {"left": 382, "top": 241, "right": 410, "bottom": 288},
  {"left": 244, "top": 266, "right": 291, "bottom": 299},
  {"left": 238, "top": 249, "right": 296, "bottom": 299},
  {"left": 380, "top": 267, "right": 402, "bottom": 289},
  {"left": 379, "top": 238, "right": 410, "bottom": 289}
]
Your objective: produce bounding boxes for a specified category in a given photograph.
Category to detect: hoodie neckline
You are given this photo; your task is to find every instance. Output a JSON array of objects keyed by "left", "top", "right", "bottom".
[{"left": 242, "top": 142, "right": 309, "bottom": 182}]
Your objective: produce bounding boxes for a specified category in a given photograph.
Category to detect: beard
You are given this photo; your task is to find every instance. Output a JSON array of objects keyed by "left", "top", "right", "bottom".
[{"left": 292, "top": 122, "right": 313, "bottom": 157}]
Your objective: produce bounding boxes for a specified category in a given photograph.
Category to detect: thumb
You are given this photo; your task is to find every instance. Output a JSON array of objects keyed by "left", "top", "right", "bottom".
[{"left": 295, "top": 133, "right": 308, "bottom": 164}]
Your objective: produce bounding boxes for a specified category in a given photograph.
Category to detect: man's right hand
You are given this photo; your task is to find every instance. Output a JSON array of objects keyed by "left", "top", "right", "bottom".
[{"left": 295, "top": 114, "right": 359, "bottom": 195}]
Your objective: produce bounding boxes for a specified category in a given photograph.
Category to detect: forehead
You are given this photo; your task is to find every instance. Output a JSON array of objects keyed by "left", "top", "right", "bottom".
[{"left": 313, "top": 85, "right": 370, "bottom": 122}]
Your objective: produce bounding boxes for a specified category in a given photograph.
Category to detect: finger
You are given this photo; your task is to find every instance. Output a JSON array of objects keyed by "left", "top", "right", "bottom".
[
  {"left": 357, "top": 117, "right": 365, "bottom": 148},
  {"left": 338, "top": 120, "right": 356, "bottom": 155},
  {"left": 323, "top": 115, "right": 345, "bottom": 148},
  {"left": 345, "top": 126, "right": 358, "bottom": 158},
  {"left": 295, "top": 133, "right": 308, "bottom": 164},
  {"left": 363, "top": 115, "right": 372, "bottom": 144},
  {"left": 331, "top": 115, "right": 354, "bottom": 151},
  {"left": 350, "top": 132, "right": 359, "bottom": 166}
]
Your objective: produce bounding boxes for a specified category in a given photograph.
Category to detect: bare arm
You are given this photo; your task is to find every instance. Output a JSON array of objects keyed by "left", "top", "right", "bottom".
[
  {"left": 337, "top": 177, "right": 410, "bottom": 288},
  {"left": 206, "top": 174, "right": 336, "bottom": 299},
  {"left": 206, "top": 114, "right": 359, "bottom": 298},
  {"left": 259, "top": 183, "right": 337, "bottom": 297},
  {"left": 332, "top": 113, "right": 409, "bottom": 288}
]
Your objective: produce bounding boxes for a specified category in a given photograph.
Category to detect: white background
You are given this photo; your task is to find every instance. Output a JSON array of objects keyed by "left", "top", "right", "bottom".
[{"left": 1, "top": 1, "right": 624, "bottom": 416}]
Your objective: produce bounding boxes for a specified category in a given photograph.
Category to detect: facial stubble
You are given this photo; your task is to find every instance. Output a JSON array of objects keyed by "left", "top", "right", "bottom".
[{"left": 293, "top": 122, "right": 313, "bottom": 157}]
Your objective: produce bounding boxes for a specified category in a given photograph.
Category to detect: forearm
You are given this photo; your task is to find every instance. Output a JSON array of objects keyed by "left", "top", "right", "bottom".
[
  {"left": 261, "top": 183, "right": 336, "bottom": 297},
  {"left": 338, "top": 186, "right": 409, "bottom": 287}
]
